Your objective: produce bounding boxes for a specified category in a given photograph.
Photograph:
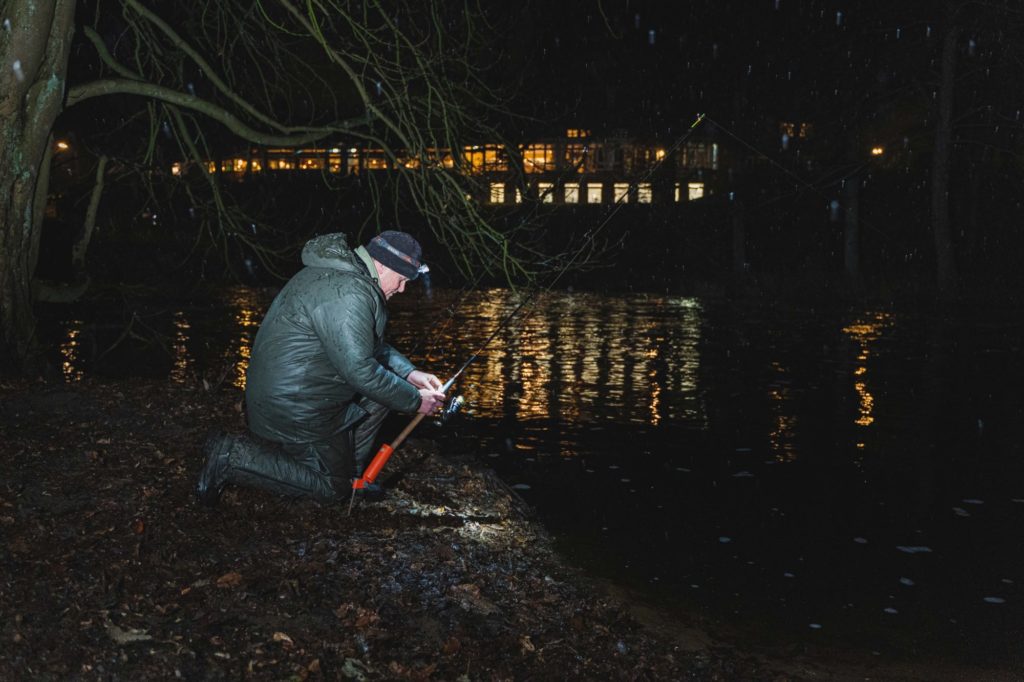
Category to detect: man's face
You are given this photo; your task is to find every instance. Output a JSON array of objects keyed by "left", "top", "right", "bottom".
[{"left": 380, "top": 267, "right": 409, "bottom": 300}]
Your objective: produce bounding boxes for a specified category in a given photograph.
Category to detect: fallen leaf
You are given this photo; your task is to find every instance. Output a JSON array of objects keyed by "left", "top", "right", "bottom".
[
  {"left": 272, "top": 631, "right": 294, "bottom": 648},
  {"left": 441, "top": 636, "right": 460, "bottom": 655},
  {"left": 520, "top": 635, "right": 535, "bottom": 654},
  {"left": 106, "top": 623, "right": 152, "bottom": 645},
  {"left": 216, "top": 571, "right": 243, "bottom": 588},
  {"left": 131, "top": 518, "right": 145, "bottom": 535}
]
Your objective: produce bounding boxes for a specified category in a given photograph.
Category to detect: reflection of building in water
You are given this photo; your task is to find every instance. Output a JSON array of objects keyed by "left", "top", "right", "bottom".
[
  {"left": 170, "top": 311, "right": 192, "bottom": 384},
  {"left": 226, "top": 289, "right": 264, "bottom": 390},
  {"left": 60, "top": 319, "right": 84, "bottom": 383},
  {"left": 767, "top": 361, "right": 798, "bottom": 462},
  {"left": 842, "top": 312, "right": 892, "bottom": 448},
  {"left": 455, "top": 292, "right": 706, "bottom": 436}
]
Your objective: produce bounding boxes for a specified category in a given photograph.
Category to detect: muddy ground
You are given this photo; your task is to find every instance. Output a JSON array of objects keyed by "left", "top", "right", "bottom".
[{"left": 0, "top": 379, "right": 1009, "bottom": 681}]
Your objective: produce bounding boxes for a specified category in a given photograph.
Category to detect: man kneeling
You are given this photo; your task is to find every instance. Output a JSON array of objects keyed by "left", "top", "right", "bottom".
[{"left": 196, "top": 231, "right": 445, "bottom": 505}]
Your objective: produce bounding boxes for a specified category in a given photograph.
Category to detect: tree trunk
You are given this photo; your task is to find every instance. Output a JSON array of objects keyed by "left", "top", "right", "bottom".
[
  {"left": 0, "top": 0, "right": 76, "bottom": 374},
  {"left": 931, "top": 14, "right": 959, "bottom": 296}
]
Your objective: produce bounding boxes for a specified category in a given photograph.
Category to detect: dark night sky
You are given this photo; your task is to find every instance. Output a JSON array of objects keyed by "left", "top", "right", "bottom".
[{"left": 491, "top": 0, "right": 1018, "bottom": 154}]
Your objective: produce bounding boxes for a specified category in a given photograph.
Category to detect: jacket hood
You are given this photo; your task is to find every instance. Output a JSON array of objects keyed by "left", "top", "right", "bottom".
[{"left": 301, "top": 233, "right": 365, "bottom": 274}]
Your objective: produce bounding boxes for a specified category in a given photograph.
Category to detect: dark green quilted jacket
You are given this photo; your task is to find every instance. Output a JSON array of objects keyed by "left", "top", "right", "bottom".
[{"left": 245, "top": 233, "right": 419, "bottom": 444}]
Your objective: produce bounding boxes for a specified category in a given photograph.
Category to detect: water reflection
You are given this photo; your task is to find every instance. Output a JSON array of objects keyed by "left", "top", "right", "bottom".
[
  {"left": 226, "top": 289, "right": 263, "bottom": 390},
  {"left": 395, "top": 290, "right": 707, "bottom": 434},
  {"left": 170, "top": 311, "right": 192, "bottom": 384},
  {"left": 60, "top": 319, "right": 84, "bottom": 383},
  {"left": 842, "top": 312, "right": 892, "bottom": 441}
]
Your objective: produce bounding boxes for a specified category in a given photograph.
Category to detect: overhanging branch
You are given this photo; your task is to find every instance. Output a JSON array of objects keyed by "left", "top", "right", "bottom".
[{"left": 66, "top": 78, "right": 372, "bottom": 147}]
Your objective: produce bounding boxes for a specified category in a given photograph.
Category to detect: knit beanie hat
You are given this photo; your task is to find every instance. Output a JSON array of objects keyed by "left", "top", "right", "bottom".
[{"left": 364, "top": 231, "right": 427, "bottom": 280}]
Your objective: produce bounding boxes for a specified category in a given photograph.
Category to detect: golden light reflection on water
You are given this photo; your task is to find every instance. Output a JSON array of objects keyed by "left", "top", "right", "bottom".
[
  {"left": 428, "top": 291, "right": 706, "bottom": 445},
  {"left": 767, "top": 361, "right": 798, "bottom": 462},
  {"left": 226, "top": 289, "right": 263, "bottom": 390},
  {"left": 60, "top": 320, "right": 84, "bottom": 383},
  {"left": 170, "top": 311, "right": 192, "bottom": 384},
  {"left": 842, "top": 312, "right": 892, "bottom": 432}
]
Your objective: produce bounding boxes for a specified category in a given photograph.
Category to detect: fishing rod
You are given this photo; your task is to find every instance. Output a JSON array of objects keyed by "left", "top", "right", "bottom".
[{"left": 348, "top": 113, "right": 709, "bottom": 514}]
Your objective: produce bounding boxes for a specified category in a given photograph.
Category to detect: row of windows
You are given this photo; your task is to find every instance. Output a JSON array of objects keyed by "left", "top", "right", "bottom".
[
  {"left": 172, "top": 141, "right": 719, "bottom": 177},
  {"left": 489, "top": 181, "right": 705, "bottom": 204}
]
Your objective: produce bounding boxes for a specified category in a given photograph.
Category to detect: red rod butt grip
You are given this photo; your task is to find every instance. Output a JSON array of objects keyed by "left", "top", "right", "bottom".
[{"left": 352, "top": 443, "right": 394, "bottom": 489}]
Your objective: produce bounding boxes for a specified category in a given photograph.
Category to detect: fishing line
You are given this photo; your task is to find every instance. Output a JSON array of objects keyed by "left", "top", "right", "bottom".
[{"left": 702, "top": 114, "right": 891, "bottom": 238}]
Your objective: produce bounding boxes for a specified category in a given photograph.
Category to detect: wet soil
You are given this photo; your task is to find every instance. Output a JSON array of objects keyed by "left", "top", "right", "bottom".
[{"left": 0, "top": 379, "right": 1009, "bottom": 681}]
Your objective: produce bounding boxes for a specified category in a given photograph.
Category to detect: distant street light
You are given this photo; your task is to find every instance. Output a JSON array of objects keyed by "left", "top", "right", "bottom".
[
  {"left": 55, "top": 140, "right": 70, "bottom": 151},
  {"left": 870, "top": 146, "right": 884, "bottom": 156}
]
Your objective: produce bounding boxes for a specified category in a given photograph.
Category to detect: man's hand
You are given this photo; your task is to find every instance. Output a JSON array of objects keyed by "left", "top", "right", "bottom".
[
  {"left": 417, "top": 388, "right": 446, "bottom": 415},
  {"left": 407, "top": 370, "right": 443, "bottom": 391}
]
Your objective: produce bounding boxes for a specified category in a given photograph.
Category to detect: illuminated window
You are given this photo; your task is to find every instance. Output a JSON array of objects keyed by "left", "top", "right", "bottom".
[
  {"left": 538, "top": 182, "right": 554, "bottom": 203},
  {"left": 363, "top": 150, "right": 389, "bottom": 170},
  {"left": 514, "top": 188, "right": 523, "bottom": 203},
  {"left": 586, "top": 182, "right": 603, "bottom": 204},
  {"left": 347, "top": 148, "right": 360, "bottom": 175},
  {"left": 637, "top": 183, "right": 652, "bottom": 203},
  {"left": 522, "top": 143, "right": 556, "bottom": 173},
  {"left": 489, "top": 183, "right": 505, "bottom": 203},
  {"left": 779, "top": 122, "right": 797, "bottom": 137},
  {"left": 688, "top": 182, "right": 705, "bottom": 200},
  {"left": 298, "top": 156, "right": 323, "bottom": 170},
  {"left": 565, "top": 143, "right": 587, "bottom": 171},
  {"left": 171, "top": 162, "right": 182, "bottom": 176},
  {"left": 328, "top": 154, "right": 342, "bottom": 173},
  {"left": 463, "top": 145, "right": 508, "bottom": 173},
  {"left": 564, "top": 182, "right": 580, "bottom": 204},
  {"left": 566, "top": 128, "right": 591, "bottom": 138},
  {"left": 613, "top": 182, "right": 629, "bottom": 203}
]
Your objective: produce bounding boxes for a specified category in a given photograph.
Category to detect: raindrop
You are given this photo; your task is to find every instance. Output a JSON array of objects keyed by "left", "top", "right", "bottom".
[
  {"left": 12, "top": 59, "right": 24, "bottom": 83},
  {"left": 926, "top": 25, "right": 932, "bottom": 38},
  {"left": 634, "top": 13, "right": 641, "bottom": 29},
  {"left": 829, "top": 199, "right": 841, "bottom": 221},
  {"left": 375, "top": 81, "right": 382, "bottom": 95},
  {"left": 896, "top": 546, "right": 933, "bottom": 554},
  {"left": 853, "top": 537, "right": 869, "bottom": 544},
  {"left": 983, "top": 597, "right": 1006, "bottom": 604},
  {"left": 783, "top": 572, "right": 795, "bottom": 578},
  {"left": 718, "top": 536, "right": 732, "bottom": 543},
  {"left": 896, "top": 27, "right": 901, "bottom": 40},
  {"left": 774, "top": 0, "right": 780, "bottom": 9},
  {"left": 3, "top": 18, "right": 10, "bottom": 31},
  {"left": 746, "top": 64, "right": 752, "bottom": 75},
  {"left": 511, "top": 483, "right": 531, "bottom": 490},
  {"left": 781, "top": 133, "right": 790, "bottom": 151},
  {"left": 187, "top": 82, "right": 195, "bottom": 95},
  {"left": 836, "top": 11, "right": 843, "bottom": 26},
  {"left": 884, "top": 607, "right": 899, "bottom": 615},
  {"left": 809, "top": 623, "right": 823, "bottom": 630},
  {"left": 952, "top": 507, "right": 971, "bottom": 517},
  {"left": 968, "top": 39, "right": 976, "bottom": 56},
  {"left": 962, "top": 498, "right": 984, "bottom": 505},
  {"left": 900, "top": 577, "right": 915, "bottom": 586},
  {"left": 732, "top": 471, "right": 754, "bottom": 478}
]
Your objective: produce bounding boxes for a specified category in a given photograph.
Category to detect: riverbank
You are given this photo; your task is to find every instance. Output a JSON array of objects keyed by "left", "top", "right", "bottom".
[{"left": 0, "top": 379, "right": 1014, "bottom": 680}]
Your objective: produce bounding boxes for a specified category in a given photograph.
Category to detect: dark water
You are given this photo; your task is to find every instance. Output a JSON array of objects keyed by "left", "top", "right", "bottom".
[{"left": 41, "top": 287, "right": 1024, "bottom": 667}]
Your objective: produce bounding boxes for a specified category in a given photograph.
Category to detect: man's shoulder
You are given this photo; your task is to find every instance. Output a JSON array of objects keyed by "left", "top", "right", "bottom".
[{"left": 291, "top": 265, "right": 382, "bottom": 305}]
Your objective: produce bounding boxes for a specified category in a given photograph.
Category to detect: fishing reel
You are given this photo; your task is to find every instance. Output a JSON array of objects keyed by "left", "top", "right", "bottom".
[{"left": 435, "top": 394, "right": 465, "bottom": 426}]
